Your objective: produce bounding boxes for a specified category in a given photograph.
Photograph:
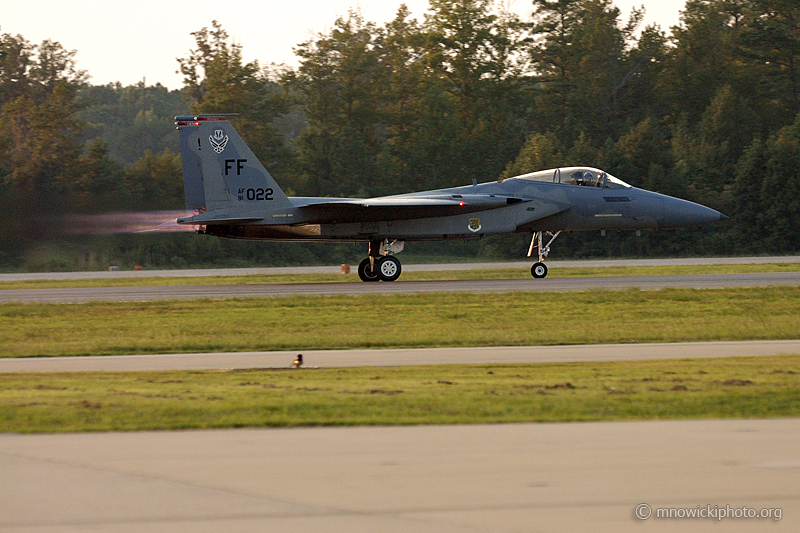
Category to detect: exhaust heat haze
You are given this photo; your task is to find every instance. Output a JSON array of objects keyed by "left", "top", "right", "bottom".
[{"left": 61, "top": 211, "right": 196, "bottom": 235}]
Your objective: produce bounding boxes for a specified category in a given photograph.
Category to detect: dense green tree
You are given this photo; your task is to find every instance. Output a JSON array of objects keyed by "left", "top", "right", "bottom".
[
  {"left": 662, "top": 0, "right": 744, "bottom": 122},
  {"left": 613, "top": 117, "right": 673, "bottom": 190},
  {"left": 500, "top": 132, "right": 563, "bottom": 178},
  {"left": 122, "top": 149, "right": 184, "bottom": 210},
  {"left": 0, "top": 32, "right": 35, "bottom": 105},
  {"left": 76, "top": 82, "right": 189, "bottom": 164},
  {"left": 528, "top": 0, "right": 647, "bottom": 143},
  {"left": 371, "top": 6, "right": 429, "bottom": 194},
  {"left": 0, "top": 82, "right": 84, "bottom": 197},
  {"left": 0, "top": 31, "right": 89, "bottom": 197},
  {"left": 178, "top": 20, "right": 293, "bottom": 181},
  {"left": 731, "top": 137, "right": 768, "bottom": 241},
  {"left": 294, "top": 2, "right": 529, "bottom": 197},
  {"left": 293, "top": 11, "right": 383, "bottom": 196},
  {"left": 671, "top": 85, "right": 760, "bottom": 195},
  {"left": 72, "top": 138, "right": 124, "bottom": 209},
  {"left": 421, "top": 0, "right": 529, "bottom": 185},
  {"left": 755, "top": 113, "right": 800, "bottom": 250},
  {"left": 738, "top": 0, "right": 800, "bottom": 116},
  {"left": 0, "top": 32, "right": 82, "bottom": 257},
  {"left": 0, "top": 30, "right": 87, "bottom": 106}
]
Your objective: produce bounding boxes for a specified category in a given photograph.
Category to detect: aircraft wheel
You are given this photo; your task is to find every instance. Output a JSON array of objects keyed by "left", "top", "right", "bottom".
[
  {"left": 358, "top": 258, "right": 380, "bottom": 282},
  {"left": 377, "top": 256, "right": 402, "bottom": 282},
  {"left": 531, "top": 262, "right": 548, "bottom": 279}
]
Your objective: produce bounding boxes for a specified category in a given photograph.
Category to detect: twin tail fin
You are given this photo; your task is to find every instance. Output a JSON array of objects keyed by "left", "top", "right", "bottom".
[{"left": 175, "top": 115, "right": 292, "bottom": 221}]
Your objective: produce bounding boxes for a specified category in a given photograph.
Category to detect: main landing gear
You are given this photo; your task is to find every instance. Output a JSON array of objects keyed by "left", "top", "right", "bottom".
[
  {"left": 357, "top": 239, "right": 404, "bottom": 282},
  {"left": 527, "top": 230, "right": 561, "bottom": 279}
]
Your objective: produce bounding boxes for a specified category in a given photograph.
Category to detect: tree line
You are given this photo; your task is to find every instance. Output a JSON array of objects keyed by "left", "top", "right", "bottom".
[{"left": 1, "top": 0, "right": 799, "bottom": 270}]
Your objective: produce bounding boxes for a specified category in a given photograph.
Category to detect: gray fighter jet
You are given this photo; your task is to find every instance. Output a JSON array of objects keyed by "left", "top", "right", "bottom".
[{"left": 175, "top": 115, "right": 727, "bottom": 281}]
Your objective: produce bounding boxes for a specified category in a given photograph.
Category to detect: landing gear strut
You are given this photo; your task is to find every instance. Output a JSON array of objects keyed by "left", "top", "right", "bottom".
[
  {"left": 528, "top": 231, "right": 561, "bottom": 279},
  {"left": 357, "top": 239, "right": 404, "bottom": 282}
]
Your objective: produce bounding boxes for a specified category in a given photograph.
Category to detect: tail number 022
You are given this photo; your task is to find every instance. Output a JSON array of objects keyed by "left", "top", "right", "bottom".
[{"left": 239, "top": 188, "right": 274, "bottom": 201}]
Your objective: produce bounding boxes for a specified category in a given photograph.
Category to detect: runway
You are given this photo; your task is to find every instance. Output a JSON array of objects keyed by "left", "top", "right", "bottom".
[
  {"left": 2, "top": 255, "right": 799, "bottom": 281},
  {"left": 2, "top": 271, "right": 800, "bottom": 303},
  {"left": 1, "top": 419, "right": 797, "bottom": 532},
  {"left": 2, "top": 340, "right": 799, "bottom": 373}
]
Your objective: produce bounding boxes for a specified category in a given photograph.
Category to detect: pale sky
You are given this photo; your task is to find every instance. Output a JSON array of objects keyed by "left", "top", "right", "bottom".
[{"left": 3, "top": 0, "right": 686, "bottom": 90}]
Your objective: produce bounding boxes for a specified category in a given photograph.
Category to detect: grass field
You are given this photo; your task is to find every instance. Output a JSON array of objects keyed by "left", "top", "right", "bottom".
[
  {"left": 1, "top": 356, "right": 798, "bottom": 433},
  {"left": 1, "top": 262, "right": 798, "bottom": 290},
  {"left": 1, "top": 286, "right": 799, "bottom": 357},
  {"left": 3, "top": 266, "right": 798, "bottom": 434}
]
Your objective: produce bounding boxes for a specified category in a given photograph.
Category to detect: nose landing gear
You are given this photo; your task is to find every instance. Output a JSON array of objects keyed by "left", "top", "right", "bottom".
[
  {"left": 357, "top": 239, "right": 404, "bottom": 282},
  {"left": 528, "top": 230, "right": 561, "bottom": 279}
]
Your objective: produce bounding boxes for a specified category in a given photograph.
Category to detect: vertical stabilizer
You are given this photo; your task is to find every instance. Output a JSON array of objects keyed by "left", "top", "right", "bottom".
[
  {"left": 178, "top": 122, "right": 205, "bottom": 210},
  {"left": 175, "top": 115, "right": 292, "bottom": 215}
]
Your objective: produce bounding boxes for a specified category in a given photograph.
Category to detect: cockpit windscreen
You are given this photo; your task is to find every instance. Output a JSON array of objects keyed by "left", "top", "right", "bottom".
[{"left": 513, "top": 167, "right": 631, "bottom": 189}]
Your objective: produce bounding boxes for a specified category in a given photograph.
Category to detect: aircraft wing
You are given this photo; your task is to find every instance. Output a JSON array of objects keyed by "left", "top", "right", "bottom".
[{"left": 297, "top": 194, "right": 529, "bottom": 223}]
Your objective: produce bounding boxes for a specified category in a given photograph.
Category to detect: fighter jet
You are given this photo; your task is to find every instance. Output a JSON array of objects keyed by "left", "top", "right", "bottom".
[{"left": 175, "top": 115, "right": 727, "bottom": 281}]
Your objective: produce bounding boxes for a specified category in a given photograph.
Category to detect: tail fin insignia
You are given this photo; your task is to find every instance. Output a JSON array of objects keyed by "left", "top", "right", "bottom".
[{"left": 209, "top": 130, "right": 228, "bottom": 153}]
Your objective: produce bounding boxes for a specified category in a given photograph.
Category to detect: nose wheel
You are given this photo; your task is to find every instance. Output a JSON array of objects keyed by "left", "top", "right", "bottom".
[{"left": 528, "top": 231, "right": 560, "bottom": 279}]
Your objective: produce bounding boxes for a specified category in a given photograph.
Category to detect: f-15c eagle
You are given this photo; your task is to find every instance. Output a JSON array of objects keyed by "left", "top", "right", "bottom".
[{"left": 175, "top": 115, "right": 726, "bottom": 281}]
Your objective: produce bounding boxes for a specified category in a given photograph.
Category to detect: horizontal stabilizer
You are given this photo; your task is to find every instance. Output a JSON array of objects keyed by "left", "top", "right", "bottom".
[{"left": 176, "top": 213, "right": 263, "bottom": 225}]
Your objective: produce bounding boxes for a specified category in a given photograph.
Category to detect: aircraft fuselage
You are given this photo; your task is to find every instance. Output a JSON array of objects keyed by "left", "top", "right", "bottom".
[{"left": 202, "top": 180, "right": 721, "bottom": 242}]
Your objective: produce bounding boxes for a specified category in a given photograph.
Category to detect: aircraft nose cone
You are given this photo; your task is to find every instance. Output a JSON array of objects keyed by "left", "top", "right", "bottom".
[{"left": 660, "top": 197, "right": 726, "bottom": 228}]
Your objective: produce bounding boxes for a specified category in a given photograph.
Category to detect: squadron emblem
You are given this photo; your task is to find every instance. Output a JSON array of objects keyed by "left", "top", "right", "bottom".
[
  {"left": 468, "top": 218, "right": 482, "bottom": 232},
  {"left": 209, "top": 130, "right": 229, "bottom": 153}
]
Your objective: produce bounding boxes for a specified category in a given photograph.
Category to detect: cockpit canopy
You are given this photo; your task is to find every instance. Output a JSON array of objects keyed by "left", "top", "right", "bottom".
[{"left": 511, "top": 167, "right": 631, "bottom": 189}]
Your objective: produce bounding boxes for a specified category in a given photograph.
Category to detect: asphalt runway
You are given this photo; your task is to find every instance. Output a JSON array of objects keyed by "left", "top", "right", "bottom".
[
  {"left": 2, "top": 271, "right": 800, "bottom": 303},
  {"left": 2, "top": 340, "right": 799, "bottom": 373},
  {"left": 2, "top": 255, "right": 799, "bottom": 281},
  {"left": 1, "top": 419, "right": 797, "bottom": 532}
]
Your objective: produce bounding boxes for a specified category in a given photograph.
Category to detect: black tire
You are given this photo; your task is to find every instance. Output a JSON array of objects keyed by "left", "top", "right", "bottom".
[
  {"left": 358, "top": 257, "right": 380, "bottom": 282},
  {"left": 531, "top": 262, "right": 548, "bottom": 279},
  {"left": 377, "top": 256, "right": 402, "bottom": 282}
]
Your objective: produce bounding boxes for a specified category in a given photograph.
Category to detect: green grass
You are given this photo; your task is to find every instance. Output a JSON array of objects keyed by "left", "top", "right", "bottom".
[
  {"left": 1, "top": 287, "right": 799, "bottom": 357},
  {"left": 1, "top": 356, "right": 798, "bottom": 433},
  {"left": 0, "top": 262, "right": 798, "bottom": 290}
]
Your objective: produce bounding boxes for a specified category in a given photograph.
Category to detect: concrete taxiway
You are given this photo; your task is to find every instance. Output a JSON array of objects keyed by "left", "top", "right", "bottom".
[
  {"left": 1, "top": 419, "right": 797, "bottom": 532},
  {"left": 1, "top": 340, "right": 799, "bottom": 373}
]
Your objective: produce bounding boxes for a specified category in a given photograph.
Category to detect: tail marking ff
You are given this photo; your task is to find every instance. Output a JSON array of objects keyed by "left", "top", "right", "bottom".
[{"left": 175, "top": 115, "right": 292, "bottom": 223}]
